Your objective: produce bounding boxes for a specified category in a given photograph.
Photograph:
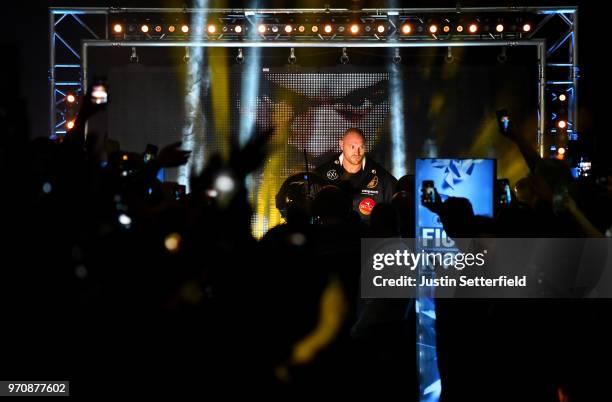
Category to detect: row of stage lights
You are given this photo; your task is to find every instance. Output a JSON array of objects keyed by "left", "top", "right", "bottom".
[
  {"left": 550, "top": 91, "right": 571, "bottom": 160},
  {"left": 111, "top": 21, "right": 533, "bottom": 38}
]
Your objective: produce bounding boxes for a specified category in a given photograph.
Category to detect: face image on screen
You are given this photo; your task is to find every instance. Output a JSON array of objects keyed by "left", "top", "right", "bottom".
[{"left": 244, "top": 70, "right": 390, "bottom": 162}]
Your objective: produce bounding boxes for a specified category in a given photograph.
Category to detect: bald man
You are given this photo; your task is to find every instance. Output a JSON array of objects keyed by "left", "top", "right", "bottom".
[{"left": 315, "top": 128, "right": 397, "bottom": 220}]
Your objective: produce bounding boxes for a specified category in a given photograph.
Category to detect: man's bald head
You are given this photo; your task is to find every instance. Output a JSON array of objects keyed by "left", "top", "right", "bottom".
[{"left": 342, "top": 128, "right": 366, "bottom": 142}]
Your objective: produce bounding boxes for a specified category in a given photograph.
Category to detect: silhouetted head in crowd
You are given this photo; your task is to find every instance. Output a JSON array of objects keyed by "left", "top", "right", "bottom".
[
  {"left": 440, "top": 196, "right": 475, "bottom": 238},
  {"left": 515, "top": 176, "right": 539, "bottom": 208},
  {"left": 312, "top": 185, "right": 352, "bottom": 225},
  {"left": 392, "top": 191, "right": 415, "bottom": 238},
  {"left": 532, "top": 158, "right": 576, "bottom": 205},
  {"left": 396, "top": 174, "right": 415, "bottom": 194},
  {"left": 369, "top": 203, "right": 400, "bottom": 237}
]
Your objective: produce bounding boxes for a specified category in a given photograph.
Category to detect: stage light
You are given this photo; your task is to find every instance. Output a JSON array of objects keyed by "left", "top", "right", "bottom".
[
  {"left": 522, "top": 23, "right": 532, "bottom": 32},
  {"left": 42, "top": 182, "right": 52, "bottom": 194},
  {"left": 377, "top": 24, "right": 385, "bottom": 34},
  {"left": 258, "top": 24, "right": 266, "bottom": 33},
  {"left": 66, "top": 120, "right": 75, "bottom": 130},
  {"left": 168, "top": 25, "right": 175, "bottom": 33},
  {"left": 234, "top": 25, "right": 242, "bottom": 33},
  {"left": 401, "top": 24, "right": 412, "bottom": 34},
  {"left": 207, "top": 24, "right": 216, "bottom": 34},
  {"left": 443, "top": 25, "right": 450, "bottom": 33},
  {"left": 164, "top": 232, "right": 182, "bottom": 253},
  {"left": 284, "top": 25, "right": 293, "bottom": 33},
  {"left": 312, "top": 25, "right": 319, "bottom": 33},
  {"left": 324, "top": 24, "right": 333, "bottom": 33},
  {"left": 66, "top": 94, "right": 76, "bottom": 104},
  {"left": 496, "top": 24, "right": 504, "bottom": 33},
  {"left": 214, "top": 173, "right": 235, "bottom": 194},
  {"left": 154, "top": 25, "right": 162, "bottom": 32},
  {"left": 118, "top": 214, "right": 132, "bottom": 227},
  {"left": 350, "top": 24, "right": 359, "bottom": 34},
  {"left": 181, "top": 24, "right": 189, "bottom": 33},
  {"left": 141, "top": 25, "right": 149, "bottom": 33},
  {"left": 429, "top": 24, "right": 438, "bottom": 34},
  {"left": 298, "top": 25, "right": 305, "bottom": 33},
  {"left": 558, "top": 147, "right": 566, "bottom": 155},
  {"left": 558, "top": 120, "right": 567, "bottom": 129},
  {"left": 113, "top": 24, "right": 123, "bottom": 34},
  {"left": 559, "top": 94, "right": 567, "bottom": 102},
  {"left": 468, "top": 23, "right": 478, "bottom": 33},
  {"left": 456, "top": 25, "right": 464, "bottom": 32},
  {"left": 122, "top": 154, "right": 129, "bottom": 161},
  {"left": 338, "top": 26, "right": 345, "bottom": 33}
]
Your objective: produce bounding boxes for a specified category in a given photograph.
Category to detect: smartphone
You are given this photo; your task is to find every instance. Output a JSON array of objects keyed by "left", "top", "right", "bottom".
[
  {"left": 496, "top": 109, "right": 511, "bottom": 134},
  {"left": 91, "top": 84, "right": 108, "bottom": 105},
  {"left": 144, "top": 144, "right": 158, "bottom": 163},
  {"left": 497, "top": 179, "right": 512, "bottom": 204},
  {"left": 578, "top": 160, "right": 592, "bottom": 177},
  {"left": 552, "top": 185, "right": 569, "bottom": 214},
  {"left": 421, "top": 180, "right": 436, "bottom": 204},
  {"left": 174, "top": 184, "right": 186, "bottom": 200}
]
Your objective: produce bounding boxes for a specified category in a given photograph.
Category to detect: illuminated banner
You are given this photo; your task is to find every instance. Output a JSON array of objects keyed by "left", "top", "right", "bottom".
[{"left": 415, "top": 158, "right": 495, "bottom": 241}]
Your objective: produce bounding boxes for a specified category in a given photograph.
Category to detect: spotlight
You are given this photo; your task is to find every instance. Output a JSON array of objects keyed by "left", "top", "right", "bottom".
[
  {"left": 350, "top": 24, "right": 359, "bottom": 34},
  {"left": 443, "top": 25, "right": 450, "bottom": 33},
  {"left": 377, "top": 24, "right": 385, "bottom": 34},
  {"left": 164, "top": 233, "right": 182, "bottom": 253},
  {"left": 113, "top": 24, "right": 123, "bottom": 34},
  {"left": 429, "top": 24, "right": 438, "bottom": 34},
  {"left": 66, "top": 94, "right": 76, "bottom": 104},
  {"left": 559, "top": 94, "right": 567, "bottom": 102},
  {"left": 558, "top": 147, "right": 566, "bottom": 155},
  {"left": 496, "top": 24, "right": 504, "bottom": 33},
  {"left": 284, "top": 25, "right": 293, "bottom": 33},
  {"left": 522, "top": 23, "right": 532, "bottom": 32},
  {"left": 214, "top": 173, "right": 236, "bottom": 194},
  {"left": 468, "top": 23, "right": 478, "bottom": 33},
  {"left": 338, "top": 26, "right": 345, "bottom": 33},
  {"left": 401, "top": 24, "right": 412, "bottom": 34},
  {"left": 154, "top": 25, "right": 162, "bottom": 33},
  {"left": 181, "top": 24, "right": 189, "bottom": 33},
  {"left": 168, "top": 25, "right": 176, "bottom": 33},
  {"left": 324, "top": 24, "right": 333, "bottom": 33},
  {"left": 234, "top": 25, "right": 243, "bottom": 33},
  {"left": 558, "top": 120, "right": 567, "bottom": 129},
  {"left": 298, "top": 25, "right": 305, "bottom": 33},
  {"left": 66, "top": 120, "right": 75, "bottom": 130},
  {"left": 312, "top": 25, "right": 319, "bottom": 33},
  {"left": 141, "top": 24, "right": 149, "bottom": 33},
  {"left": 207, "top": 24, "right": 216, "bottom": 34},
  {"left": 258, "top": 24, "right": 266, "bottom": 33},
  {"left": 456, "top": 25, "right": 464, "bottom": 33},
  {"left": 271, "top": 25, "right": 279, "bottom": 33},
  {"left": 118, "top": 214, "right": 132, "bottom": 227}
]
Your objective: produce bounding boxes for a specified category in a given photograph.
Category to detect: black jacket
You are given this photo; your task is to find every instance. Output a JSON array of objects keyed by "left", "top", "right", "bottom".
[{"left": 315, "top": 154, "right": 397, "bottom": 219}]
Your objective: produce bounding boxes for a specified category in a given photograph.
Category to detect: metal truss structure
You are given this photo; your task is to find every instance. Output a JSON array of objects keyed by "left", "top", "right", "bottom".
[{"left": 50, "top": 6, "right": 578, "bottom": 155}]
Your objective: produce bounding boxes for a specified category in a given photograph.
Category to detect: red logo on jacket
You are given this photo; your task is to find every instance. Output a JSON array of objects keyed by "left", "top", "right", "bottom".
[{"left": 358, "top": 198, "right": 376, "bottom": 215}]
